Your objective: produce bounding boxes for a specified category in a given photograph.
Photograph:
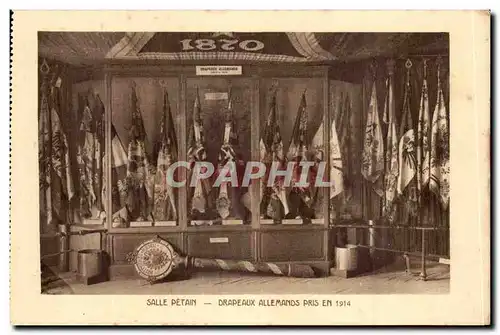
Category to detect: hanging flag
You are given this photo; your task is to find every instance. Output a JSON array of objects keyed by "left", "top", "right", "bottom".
[
  {"left": 310, "top": 119, "right": 324, "bottom": 216},
  {"left": 39, "top": 77, "right": 52, "bottom": 225},
  {"left": 259, "top": 90, "right": 288, "bottom": 220},
  {"left": 288, "top": 92, "right": 314, "bottom": 218},
  {"left": 216, "top": 93, "right": 236, "bottom": 219},
  {"left": 288, "top": 92, "right": 308, "bottom": 161},
  {"left": 429, "top": 65, "right": 450, "bottom": 208},
  {"left": 329, "top": 95, "right": 344, "bottom": 200},
  {"left": 102, "top": 125, "right": 129, "bottom": 225},
  {"left": 153, "top": 90, "right": 178, "bottom": 221},
  {"left": 361, "top": 81, "right": 384, "bottom": 196},
  {"left": 382, "top": 65, "right": 399, "bottom": 221},
  {"left": 76, "top": 93, "right": 105, "bottom": 219},
  {"left": 338, "top": 93, "right": 352, "bottom": 200},
  {"left": 397, "top": 61, "right": 418, "bottom": 217},
  {"left": 416, "top": 62, "right": 432, "bottom": 198},
  {"left": 76, "top": 97, "right": 96, "bottom": 219},
  {"left": 39, "top": 76, "right": 75, "bottom": 226},
  {"left": 126, "top": 86, "right": 152, "bottom": 221},
  {"left": 188, "top": 89, "right": 212, "bottom": 218}
]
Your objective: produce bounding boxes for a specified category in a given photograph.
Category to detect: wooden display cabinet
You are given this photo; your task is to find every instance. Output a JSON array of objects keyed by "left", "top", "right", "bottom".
[{"left": 100, "top": 64, "right": 332, "bottom": 278}]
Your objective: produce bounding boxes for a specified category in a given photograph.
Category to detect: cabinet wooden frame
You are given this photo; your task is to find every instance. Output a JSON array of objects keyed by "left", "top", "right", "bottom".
[{"left": 102, "top": 63, "right": 332, "bottom": 275}]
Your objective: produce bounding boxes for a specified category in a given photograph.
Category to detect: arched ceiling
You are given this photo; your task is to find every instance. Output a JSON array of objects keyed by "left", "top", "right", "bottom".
[{"left": 38, "top": 32, "right": 448, "bottom": 66}]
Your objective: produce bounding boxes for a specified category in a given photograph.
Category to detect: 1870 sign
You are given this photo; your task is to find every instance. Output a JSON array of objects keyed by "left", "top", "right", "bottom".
[
  {"left": 181, "top": 38, "right": 264, "bottom": 52},
  {"left": 138, "top": 32, "right": 304, "bottom": 57}
]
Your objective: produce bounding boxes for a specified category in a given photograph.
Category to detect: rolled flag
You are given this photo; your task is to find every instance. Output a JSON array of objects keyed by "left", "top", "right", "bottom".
[
  {"left": 188, "top": 89, "right": 212, "bottom": 217},
  {"left": 383, "top": 64, "right": 399, "bottom": 220},
  {"left": 417, "top": 61, "right": 432, "bottom": 197},
  {"left": 153, "top": 90, "right": 178, "bottom": 221},
  {"left": 361, "top": 81, "right": 384, "bottom": 196},
  {"left": 429, "top": 64, "right": 450, "bottom": 209},
  {"left": 126, "top": 86, "right": 152, "bottom": 221}
]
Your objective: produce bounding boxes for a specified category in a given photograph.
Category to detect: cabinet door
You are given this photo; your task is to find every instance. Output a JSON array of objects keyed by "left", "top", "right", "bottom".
[
  {"left": 107, "top": 76, "right": 181, "bottom": 227},
  {"left": 185, "top": 77, "right": 253, "bottom": 224},
  {"left": 259, "top": 77, "right": 326, "bottom": 224}
]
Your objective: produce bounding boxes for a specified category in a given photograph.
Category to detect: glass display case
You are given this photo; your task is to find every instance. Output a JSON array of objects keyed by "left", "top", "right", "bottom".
[{"left": 100, "top": 64, "right": 332, "bottom": 278}]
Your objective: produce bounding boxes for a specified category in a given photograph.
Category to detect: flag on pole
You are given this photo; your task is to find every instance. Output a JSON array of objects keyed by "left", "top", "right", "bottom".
[
  {"left": 188, "top": 89, "right": 212, "bottom": 218},
  {"left": 417, "top": 63, "right": 432, "bottom": 197},
  {"left": 337, "top": 93, "right": 352, "bottom": 200},
  {"left": 361, "top": 82, "right": 384, "bottom": 196},
  {"left": 153, "top": 90, "right": 178, "bottom": 221},
  {"left": 216, "top": 93, "right": 236, "bottom": 219},
  {"left": 288, "top": 91, "right": 313, "bottom": 217},
  {"left": 397, "top": 63, "right": 418, "bottom": 217},
  {"left": 102, "top": 125, "right": 129, "bottom": 224},
  {"left": 259, "top": 90, "right": 288, "bottom": 220},
  {"left": 429, "top": 66, "right": 450, "bottom": 209},
  {"left": 76, "top": 93, "right": 105, "bottom": 219},
  {"left": 382, "top": 66, "right": 399, "bottom": 220},
  {"left": 126, "top": 86, "right": 152, "bottom": 221},
  {"left": 329, "top": 95, "right": 344, "bottom": 199},
  {"left": 39, "top": 77, "right": 53, "bottom": 225},
  {"left": 39, "top": 75, "right": 75, "bottom": 226}
]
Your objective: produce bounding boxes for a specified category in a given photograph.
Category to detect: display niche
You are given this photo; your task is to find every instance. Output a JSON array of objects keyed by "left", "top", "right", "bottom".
[{"left": 185, "top": 77, "right": 252, "bottom": 226}]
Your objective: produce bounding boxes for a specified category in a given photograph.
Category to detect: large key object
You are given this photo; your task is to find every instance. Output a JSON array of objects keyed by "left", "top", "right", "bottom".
[{"left": 127, "top": 236, "right": 317, "bottom": 283}]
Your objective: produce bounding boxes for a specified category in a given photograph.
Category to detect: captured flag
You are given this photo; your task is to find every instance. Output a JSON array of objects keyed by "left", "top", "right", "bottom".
[
  {"left": 76, "top": 93, "right": 105, "bottom": 219},
  {"left": 429, "top": 70, "right": 450, "bottom": 208},
  {"left": 126, "top": 87, "right": 152, "bottom": 221},
  {"left": 188, "top": 89, "right": 212, "bottom": 218},
  {"left": 383, "top": 68, "right": 399, "bottom": 220},
  {"left": 397, "top": 70, "right": 418, "bottom": 218},
  {"left": 361, "top": 82, "right": 384, "bottom": 196},
  {"left": 417, "top": 65, "right": 432, "bottom": 197},
  {"left": 329, "top": 95, "right": 344, "bottom": 199},
  {"left": 153, "top": 90, "right": 178, "bottom": 221},
  {"left": 39, "top": 76, "right": 75, "bottom": 226},
  {"left": 259, "top": 90, "right": 288, "bottom": 220},
  {"left": 102, "top": 125, "right": 129, "bottom": 224}
]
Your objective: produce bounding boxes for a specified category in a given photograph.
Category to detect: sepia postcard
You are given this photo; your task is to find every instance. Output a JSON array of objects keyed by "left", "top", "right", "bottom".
[{"left": 10, "top": 10, "right": 490, "bottom": 325}]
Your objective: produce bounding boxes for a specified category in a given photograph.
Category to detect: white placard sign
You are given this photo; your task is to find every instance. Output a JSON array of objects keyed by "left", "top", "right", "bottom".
[
  {"left": 209, "top": 237, "right": 229, "bottom": 244},
  {"left": 196, "top": 65, "right": 242, "bottom": 76},
  {"left": 204, "top": 92, "right": 228, "bottom": 100}
]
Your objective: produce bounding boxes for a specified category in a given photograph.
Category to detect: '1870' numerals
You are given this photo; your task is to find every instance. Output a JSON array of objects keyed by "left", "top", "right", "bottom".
[{"left": 180, "top": 39, "right": 265, "bottom": 52}]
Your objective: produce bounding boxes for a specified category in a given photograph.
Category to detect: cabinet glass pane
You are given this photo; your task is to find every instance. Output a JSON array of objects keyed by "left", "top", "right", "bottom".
[
  {"left": 109, "top": 76, "right": 180, "bottom": 228},
  {"left": 259, "top": 78, "right": 325, "bottom": 224},
  {"left": 185, "top": 77, "right": 252, "bottom": 225}
]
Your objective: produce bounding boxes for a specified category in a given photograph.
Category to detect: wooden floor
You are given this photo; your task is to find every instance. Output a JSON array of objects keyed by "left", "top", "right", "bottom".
[{"left": 44, "top": 259, "right": 449, "bottom": 295}]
